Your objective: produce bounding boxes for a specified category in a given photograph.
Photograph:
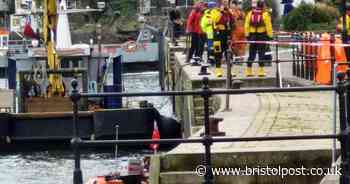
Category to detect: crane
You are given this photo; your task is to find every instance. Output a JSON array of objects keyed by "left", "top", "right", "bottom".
[{"left": 43, "top": 0, "right": 64, "bottom": 96}]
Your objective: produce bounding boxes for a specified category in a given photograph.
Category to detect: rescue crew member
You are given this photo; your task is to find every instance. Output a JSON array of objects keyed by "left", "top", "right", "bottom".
[
  {"left": 229, "top": 0, "right": 246, "bottom": 69},
  {"left": 218, "top": 0, "right": 234, "bottom": 64},
  {"left": 186, "top": 1, "right": 207, "bottom": 63},
  {"left": 337, "top": 5, "right": 350, "bottom": 62},
  {"left": 201, "top": 1, "right": 222, "bottom": 76},
  {"left": 244, "top": 0, "right": 273, "bottom": 77},
  {"left": 201, "top": 0, "right": 233, "bottom": 77}
]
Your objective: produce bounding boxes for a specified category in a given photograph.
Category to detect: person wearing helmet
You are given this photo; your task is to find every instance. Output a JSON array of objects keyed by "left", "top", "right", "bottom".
[
  {"left": 244, "top": 0, "right": 273, "bottom": 77},
  {"left": 200, "top": 0, "right": 233, "bottom": 77}
]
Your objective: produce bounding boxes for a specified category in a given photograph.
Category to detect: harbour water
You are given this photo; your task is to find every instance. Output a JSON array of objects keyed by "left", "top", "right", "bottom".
[{"left": 0, "top": 72, "right": 172, "bottom": 184}]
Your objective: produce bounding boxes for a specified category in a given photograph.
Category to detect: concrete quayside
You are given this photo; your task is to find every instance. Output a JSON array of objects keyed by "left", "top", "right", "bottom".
[{"left": 148, "top": 39, "right": 341, "bottom": 184}]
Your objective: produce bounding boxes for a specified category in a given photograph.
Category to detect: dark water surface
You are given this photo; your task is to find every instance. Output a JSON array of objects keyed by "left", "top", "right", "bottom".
[{"left": 0, "top": 72, "right": 172, "bottom": 184}]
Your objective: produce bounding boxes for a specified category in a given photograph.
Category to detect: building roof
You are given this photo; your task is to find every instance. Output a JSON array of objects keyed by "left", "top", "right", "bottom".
[{"left": 29, "top": 47, "right": 90, "bottom": 58}]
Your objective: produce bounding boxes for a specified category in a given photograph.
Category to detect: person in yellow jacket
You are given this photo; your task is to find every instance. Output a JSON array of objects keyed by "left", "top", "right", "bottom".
[
  {"left": 337, "top": 5, "right": 350, "bottom": 62},
  {"left": 244, "top": 0, "right": 273, "bottom": 77},
  {"left": 200, "top": 1, "right": 221, "bottom": 77}
]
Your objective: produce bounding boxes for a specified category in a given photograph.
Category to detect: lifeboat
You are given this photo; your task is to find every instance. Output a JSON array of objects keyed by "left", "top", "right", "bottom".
[{"left": 86, "top": 176, "right": 124, "bottom": 184}]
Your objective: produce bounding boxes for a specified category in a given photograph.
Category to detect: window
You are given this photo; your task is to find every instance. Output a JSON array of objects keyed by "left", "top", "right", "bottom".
[
  {"left": 0, "top": 67, "right": 7, "bottom": 78},
  {"left": 60, "top": 59, "right": 70, "bottom": 68},
  {"left": 2, "top": 36, "right": 8, "bottom": 48}
]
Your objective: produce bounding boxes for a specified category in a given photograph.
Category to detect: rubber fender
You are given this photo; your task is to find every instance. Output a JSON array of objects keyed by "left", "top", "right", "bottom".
[{"left": 152, "top": 108, "right": 182, "bottom": 139}]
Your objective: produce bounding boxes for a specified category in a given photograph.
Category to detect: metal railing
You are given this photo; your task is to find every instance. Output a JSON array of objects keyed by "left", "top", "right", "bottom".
[{"left": 70, "top": 71, "right": 350, "bottom": 184}]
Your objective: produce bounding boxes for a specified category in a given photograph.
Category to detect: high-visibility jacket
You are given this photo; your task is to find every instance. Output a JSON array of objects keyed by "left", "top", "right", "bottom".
[
  {"left": 244, "top": 9, "right": 273, "bottom": 38},
  {"left": 337, "top": 14, "right": 350, "bottom": 36},
  {"left": 200, "top": 8, "right": 222, "bottom": 39}
]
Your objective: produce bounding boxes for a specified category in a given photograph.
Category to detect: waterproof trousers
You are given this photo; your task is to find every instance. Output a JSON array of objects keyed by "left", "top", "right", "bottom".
[{"left": 247, "top": 32, "right": 270, "bottom": 67}]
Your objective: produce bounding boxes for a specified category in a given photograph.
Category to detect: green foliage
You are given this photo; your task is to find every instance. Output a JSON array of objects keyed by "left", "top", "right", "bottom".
[
  {"left": 109, "top": 0, "right": 138, "bottom": 17},
  {"left": 283, "top": 3, "right": 313, "bottom": 31},
  {"left": 283, "top": 2, "right": 339, "bottom": 31}
]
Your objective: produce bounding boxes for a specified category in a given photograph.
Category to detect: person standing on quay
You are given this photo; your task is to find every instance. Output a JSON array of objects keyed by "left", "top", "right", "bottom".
[
  {"left": 186, "top": 1, "right": 207, "bottom": 63},
  {"left": 244, "top": 0, "right": 273, "bottom": 77}
]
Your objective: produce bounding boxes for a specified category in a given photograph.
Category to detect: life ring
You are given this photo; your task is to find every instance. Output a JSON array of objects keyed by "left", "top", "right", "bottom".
[
  {"left": 121, "top": 41, "right": 138, "bottom": 52},
  {"left": 121, "top": 41, "right": 147, "bottom": 52}
]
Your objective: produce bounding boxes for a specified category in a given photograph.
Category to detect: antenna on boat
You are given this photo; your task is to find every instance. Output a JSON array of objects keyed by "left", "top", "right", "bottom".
[{"left": 115, "top": 124, "right": 119, "bottom": 159}]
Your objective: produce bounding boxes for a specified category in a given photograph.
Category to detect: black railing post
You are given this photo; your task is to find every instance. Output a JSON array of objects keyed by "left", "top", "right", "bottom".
[
  {"left": 345, "top": 69, "right": 350, "bottom": 183},
  {"left": 70, "top": 79, "right": 83, "bottom": 184},
  {"left": 201, "top": 77, "right": 213, "bottom": 184},
  {"left": 337, "top": 73, "right": 349, "bottom": 184}
]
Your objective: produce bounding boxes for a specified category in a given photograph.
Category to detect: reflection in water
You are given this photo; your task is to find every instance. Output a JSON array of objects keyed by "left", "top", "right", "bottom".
[{"left": 0, "top": 72, "right": 171, "bottom": 184}]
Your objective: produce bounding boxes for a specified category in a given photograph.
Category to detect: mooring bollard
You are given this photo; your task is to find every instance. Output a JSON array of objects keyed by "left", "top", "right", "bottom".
[
  {"left": 200, "top": 116, "right": 225, "bottom": 137},
  {"left": 70, "top": 79, "right": 83, "bottom": 184}
]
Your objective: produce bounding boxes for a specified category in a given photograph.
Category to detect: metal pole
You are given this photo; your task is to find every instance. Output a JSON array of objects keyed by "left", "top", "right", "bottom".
[
  {"left": 332, "top": 64, "right": 338, "bottom": 166},
  {"left": 296, "top": 33, "right": 301, "bottom": 77},
  {"left": 301, "top": 33, "right": 305, "bottom": 79},
  {"left": 70, "top": 79, "right": 83, "bottom": 184},
  {"left": 225, "top": 48, "right": 232, "bottom": 110},
  {"left": 115, "top": 125, "right": 119, "bottom": 159},
  {"left": 159, "top": 30, "right": 166, "bottom": 91},
  {"left": 292, "top": 33, "right": 296, "bottom": 76},
  {"left": 275, "top": 35, "right": 281, "bottom": 88},
  {"left": 310, "top": 33, "right": 315, "bottom": 81},
  {"left": 345, "top": 69, "right": 350, "bottom": 181},
  {"left": 201, "top": 77, "right": 213, "bottom": 184},
  {"left": 305, "top": 32, "right": 310, "bottom": 80},
  {"left": 330, "top": 34, "right": 336, "bottom": 84},
  {"left": 336, "top": 73, "right": 349, "bottom": 184},
  {"left": 97, "top": 24, "right": 102, "bottom": 91}
]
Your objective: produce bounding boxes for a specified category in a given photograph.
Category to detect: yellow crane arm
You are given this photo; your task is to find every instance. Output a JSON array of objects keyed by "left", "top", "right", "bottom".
[{"left": 43, "top": 0, "right": 64, "bottom": 96}]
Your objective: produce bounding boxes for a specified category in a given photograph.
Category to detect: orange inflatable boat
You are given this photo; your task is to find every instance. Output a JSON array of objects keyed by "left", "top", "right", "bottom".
[{"left": 86, "top": 176, "right": 124, "bottom": 184}]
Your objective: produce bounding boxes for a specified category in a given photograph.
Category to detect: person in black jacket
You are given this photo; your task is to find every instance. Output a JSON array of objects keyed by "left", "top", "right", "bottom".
[{"left": 169, "top": 7, "right": 183, "bottom": 46}]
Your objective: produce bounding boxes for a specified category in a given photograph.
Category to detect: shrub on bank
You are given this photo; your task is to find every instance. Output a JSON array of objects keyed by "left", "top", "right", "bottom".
[{"left": 283, "top": 2, "right": 339, "bottom": 31}]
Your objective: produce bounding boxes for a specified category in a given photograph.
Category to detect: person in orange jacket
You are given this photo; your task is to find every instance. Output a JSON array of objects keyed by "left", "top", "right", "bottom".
[
  {"left": 229, "top": 0, "right": 246, "bottom": 65},
  {"left": 244, "top": 0, "right": 273, "bottom": 77}
]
